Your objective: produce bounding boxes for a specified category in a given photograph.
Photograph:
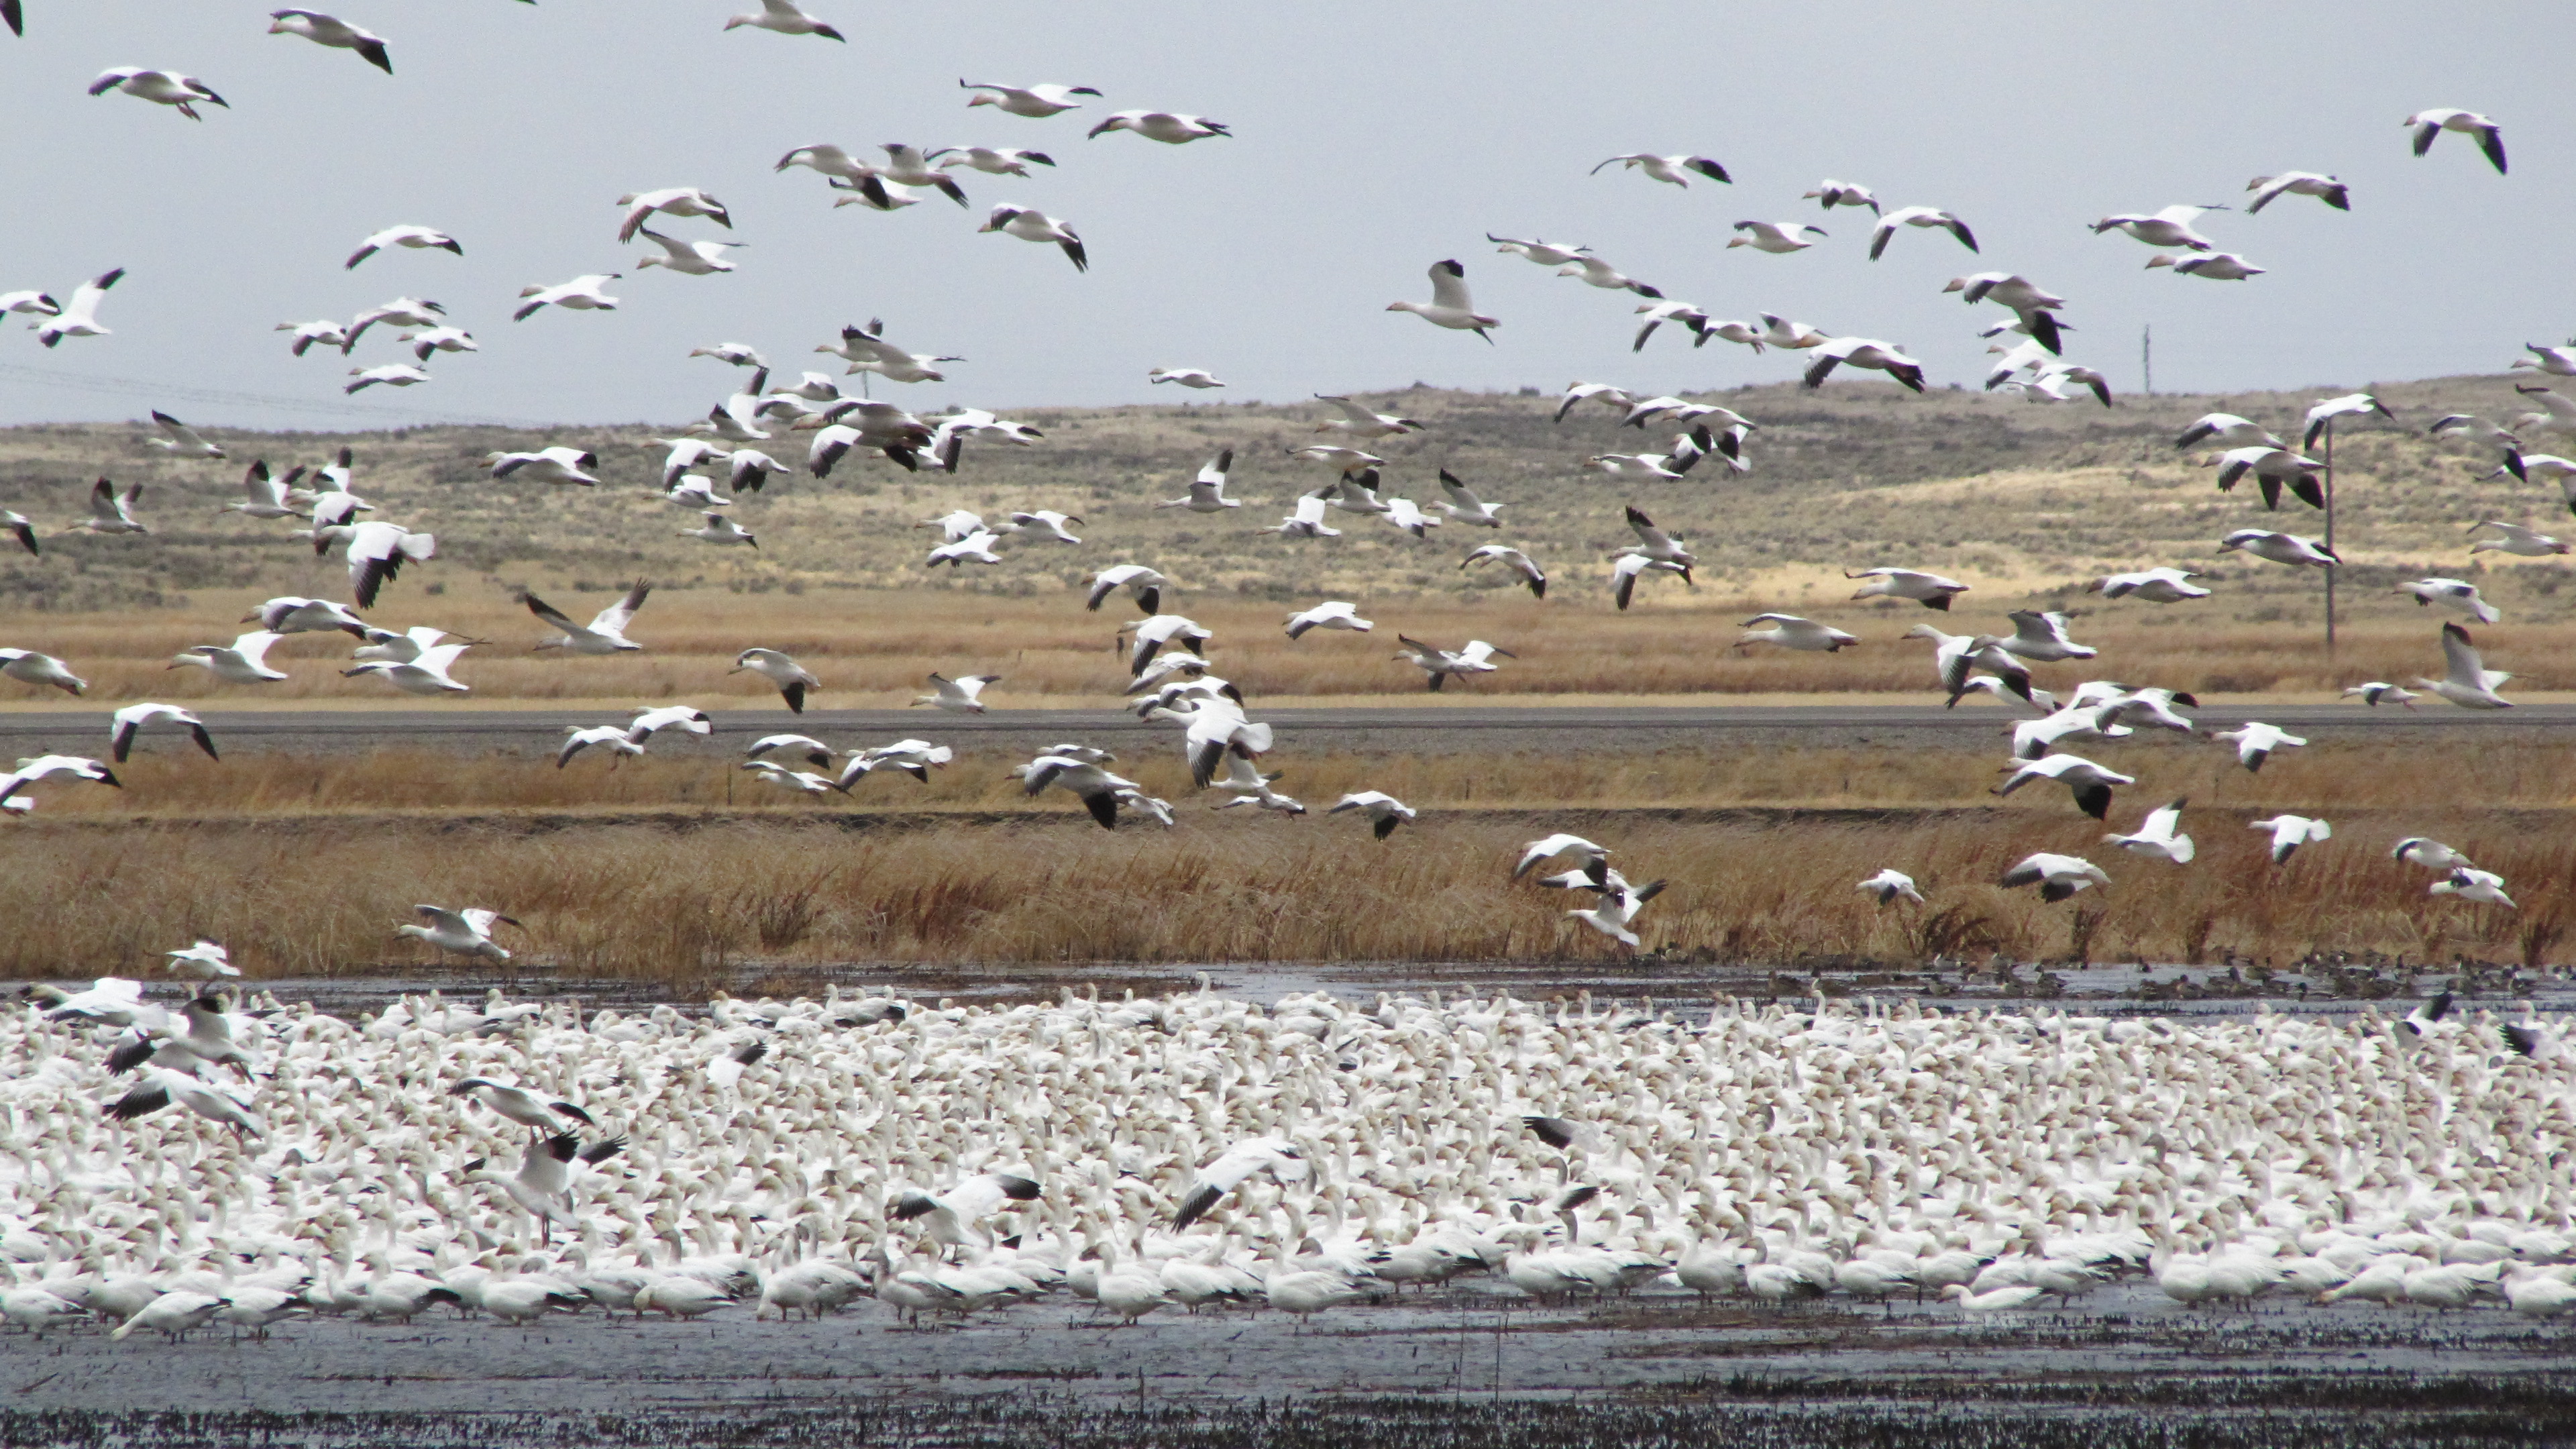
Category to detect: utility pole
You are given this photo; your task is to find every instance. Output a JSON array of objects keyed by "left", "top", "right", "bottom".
[
  {"left": 2141, "top": 325, "right": 2153, "bottom": 397},
  {"left": 2320, "top": 419, "right": 2338, "bottom": 653}
]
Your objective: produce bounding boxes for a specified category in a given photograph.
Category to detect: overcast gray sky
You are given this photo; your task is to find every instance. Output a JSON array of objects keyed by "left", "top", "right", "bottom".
[{"left": 0, "top": 2, "right": 2562, "bottom": 431}]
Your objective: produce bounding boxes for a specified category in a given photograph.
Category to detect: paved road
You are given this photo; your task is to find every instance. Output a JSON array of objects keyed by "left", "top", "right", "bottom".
[{"left": 4, "top": 701, "right": 2569, "bottom": 756}]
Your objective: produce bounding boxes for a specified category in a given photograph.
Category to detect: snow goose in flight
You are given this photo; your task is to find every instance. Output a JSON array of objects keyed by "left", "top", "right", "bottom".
[
  {"left": 270, "top": 10, "right": 393, "bottom": 71},
  {"left": 744, "top": 760, "right": 841, "bottom": 795},
  {"left": 489, "top": 447, "right": 600, "bottom": 486},
  {"left": 636, "top": 229, "right": 739, "bottom": 275},
  {"left": 691, "top": 341, "right": 766, "bottom": 368},
  {"left": 2104, "top": 798, "right": 2194, "bottom": 864},
  {"left": 725, "top": 0, "right": 843, "bottom": 38},
  {"left": 513, "top": 274, "right": 621, "bottom": 321},
  {"left": 2100, "top": 566, "right": 2210, "bottom": 602},
  {"left": 343, "top": 639, "right": 470, "bottom": 694},
  {"left": 2512, "top": 343, "right": 2576, "bottom": 377},
  {"left": 2343, "top": 682, "right": 2418, "bottom": 708},
  {"left": 1909, "top": 624, "right": 2032, "bottom": 705},
  {"left": 1149, "top": 367, "right": 1224, "bottom": 388},
  {"left": 1804, "top": 179, "right": 1879, "bottom": 213},
  {"left": 2092, "top": 204, "right": 2224, "bottom": 250},
  {"left": 1328, "top": 470, "right": 1391, "bottom": 514},
  {"left": 962, "top": 80, "right": 1099, "bottom": 117},
  {"left": 979, "top": 205, "right": 1086, "bottom": 270},
  {"left": 343, "top": 224, "right": 457, "bottom": 268},
  {"left": 894, "top": 1173, "right": 1043, "bottom": 1258},
  {"left": 840, "top": 739, "right": 955, "bottom": 788},
  {"left": 1759, "top": 313, "right": 1832, "bottom": 350},
  {"left": 2397, "top": 577, "right": 2498, "bottom": 623},
  {"left": 655, "top": 437, "right": 731, "bottom": 488},
  {"left": 733, "top": 648, "right": 819, "bottom": 712},
  {"left": 2468, "top": 520, "right": 2569, "bottom": 556},
  {"left": 1727, "top": 220, "right": 1826, "bottom": 254},
  {"left": 2491, "top": 449, "right": 2576, "bottom": 507},
  {"left": 1556, "top": 255, "right": 1662, "bottom": 297},
  {"left": 400, "top": 325, "right": 475, "bottom": 360},
  {"left": 68, "top": 477, "right": 144, "bottom": 535},
  {"left": 0, "top": 649, "right": 83, "bottom": 695},
  {"left": 0, "top": 755, "right": 118, "bottom": 810},
  {"left": 350, "top": 625, "right": 455, "bottom": 665},
  {"left": 163, "top": 940, "right": 235, "bottom": 980},
  {"left": 1122, "top": 614, "right": 1212, "bottom": 676},
  {"left": 1269, "top": 491, "right": 1340, "bottom": 538},
  {"left": 911, "top": 672, "right": 1000, "bottom": 713},
  {"left": 1584, "top": 426, "right": 1711, "bottom": 478},
  {"left": 2304, "top": 392, "right": 2394, "bottom": 449},
  {"left": 1313, "top": 394, "right": 1425, "bottom": 437},
  {"left": 523, "top": 584, "right": 647, "bottom": 653},
  {"left": 1172, "top": 1138, "right": 1309, "bottom": 1228},
  {"left": 1330, "top": 791, "right": 1414, "bottom": 839},
  {"left": 2208, "top": 721, "right": 2304, "bottom": 773},
  {"left": 1736, "top": 613, "right": 1855, "bottom": 651},
  {"left": 2000, "top": 852, "right": 2108, "bottom": 902},
  {"left": 676, "top": 511, "right": 756, "bottom": 547},
  {"left": 1554, "top": 381, "right": 1636, "bottom": 420},
  {"left": 1088, "top": 111, "right": 1230, "bottom": 144},
  {"left": 2432, "top": 867, "right": 2514, "bottom": 907},
  {"left": 1434, "top": 471, "right": 1503, "bottom": 525},
  {"left": 345, "top": 364, "right": 429, "bottom": 394},
  {"left": 2011, "top": 704, "right": 2131, "bottom": 761},
  {"left": 1388, "top": 260, "right": 1495, "bottom": 341},
  {"left": 1157, "top": 449, "right": 1240, "bottom": 512},
  {"left": 930, "top": 146, "right": 1054, "bottom": 178},
  {"left": 1381, "top": 496, "right": 1440, "bottom": 538},
  {"left": 2176, "top": 413, "right": 2284, "bottom": 450},
  {"left": 1622, "top": 396, "right": 1752, "bottom": 430},
  {"left": 1942, "top": 274, "right": 2063, "bottom": 353},
  {"left": 745, "top": 734, "right": 833, "bottom": 769},
  {"left": 1857, "top": 869, "right": 1922, "bottom": 904},
  {"left": 1207, "top": 755, "right": 1301, "bottom": 814},
  {"left": 89, "top": 70, "right": 225, "bottom": 119},
  {"left": 1462, "top": 544, "right": 1546, "bottom": 598},
  {"left": 111, "top": 703, "right": 217, "bottom": 762},
  {"left": 1618, "top": 505, "right": 1696, "bottom": 576},
  {"left": 33, "top": 268, "right": 120, "bottom": 347},
  {"left": 1393, "top": 637, "right": 1514, "bottom": 691},
  {"left": 1490, "top": 235, "right": 1592, "bottom": 266},
  {"left": 465, "top": 1131, "right": 627, "bottom": 1243},
  {"left": 2251, "top": 814, "right": 2331, "bottom": 863},
  {"left": 1630, "top": 299, "right": 1713, "bottom": 350},
  {"left": 557, "top": 727, "right": 643, "bottom": 768},
  {"left": 1994, "top": 753, "right": 2132, "bottom": 819},
  {"left": 2147, "top": 253, "right": 2265, "bottom": 280},
  {"left": 340, "top": 295, "right": 442, "bottom": 350},
  {"left": 1593, "top": 154, "right": 1729, "bottom": 186},
  {"left": 2419, "top": 622, "right": 2512, "bottom": 708},
  {"left": 824, "top": 321, "right": 961, "bottom": 382},
  {"left": 1292, "top": 443, "right": 1384, "bottom": 474},
  {"left": 2406, "top": 109, "right": 2506, "bottom": 174},
  {"left": 1285, "top": 600, "right": 1371, "bottom": 639},
  {"left": 1869, "top": 207, "right": 1976, "bottom": 260},
  {"left": 105, "top": 1069, "right": 262, "bottom": 1138},
  {"left": 2216, "top": 529, "right": 2336, "bottom": 566},
  {"left": 926, "top": 530, "right": 1005, "bottom": 568},
  {"left": 871, "top": 144, "right": 968, "bottom": 205},
  {"left": 1086, "top": 564, "right": 1166, "bottom": 614},
  {"left": 0, "top": 287, "right": 57, "bottom": 317},
  {"left": 323, "top": 520, "right": 435, "bottom": 605},
  {"left": 2393, "top": 837, "right": 2474, "bottom": 875},
  {"left": 1016, "top": 753, "right": 1139, "bottom": 829},
  {"left": 1515, "top": 833, "right": 1610, "bottom": 883},
  {"left": 146, "top": 411, "right": 222, "bottom": 458},
  {"left": 1569, "top": 879, "right": 1664, "bottom": 950},
  {"left": 2245, "top": 172, "right": 2350, "bottom": 213},
  {"left": 169, "top": 631, "right": 286, "bottom": 686},
  {"left": 1997, "top": 610, "right": 2096, "bottom": 661},
  {"left": 1847, "top": 568, "right": 1966, "bottom": 610},
  {"left": 400, "top": 905, "right": 517, "bottom": 962},
  {"left": 1803, "top": 337, "right": 1925, "bottom": 392}
]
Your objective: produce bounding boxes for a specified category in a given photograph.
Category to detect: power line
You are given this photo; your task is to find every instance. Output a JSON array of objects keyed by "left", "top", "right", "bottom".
[{"left": 0, "top": 362, "right": 564, "bottom": 431}]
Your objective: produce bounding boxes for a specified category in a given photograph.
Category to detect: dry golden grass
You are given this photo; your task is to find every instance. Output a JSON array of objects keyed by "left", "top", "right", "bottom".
[
  {"left": 5, "top": 582, "right": 2575, "bottom": 708},
  {"left": 2, "top": 738, "right": 2566, "bottom": 983},
  {"left": 3, "top": 806, "right": 2561, "bottom": 987}
]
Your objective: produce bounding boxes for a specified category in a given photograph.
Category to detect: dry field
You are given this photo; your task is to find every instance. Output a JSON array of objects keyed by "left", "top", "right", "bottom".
[
  {"left": 0, "top": 737, "right": 2565, "bottom": 983},
  {"left": 0, "top": 373, "right": 2571, "bottom": 704}
]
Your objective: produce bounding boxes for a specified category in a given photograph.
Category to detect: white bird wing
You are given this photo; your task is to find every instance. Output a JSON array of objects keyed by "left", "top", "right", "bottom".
[
  {"left": 590, "top": 583, "right": 649, "bottom": 635},
  {"left": 1427, "top": 262, "right": 1474, "bottom": 312},
  {"left": 231, "top": 632, "right": 284, "bottom": 667},
  {"left": 2440, "top": 625, "right": 2493, "bottom": 688},
  {"left": 413, "top": 643, "right": 471, "bottom": 676}
]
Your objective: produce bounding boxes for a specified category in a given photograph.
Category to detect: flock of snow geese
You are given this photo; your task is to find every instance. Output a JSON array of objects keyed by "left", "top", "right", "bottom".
[{"left": 2, "top": 2, "right": 2573, "bottom": 1349}]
